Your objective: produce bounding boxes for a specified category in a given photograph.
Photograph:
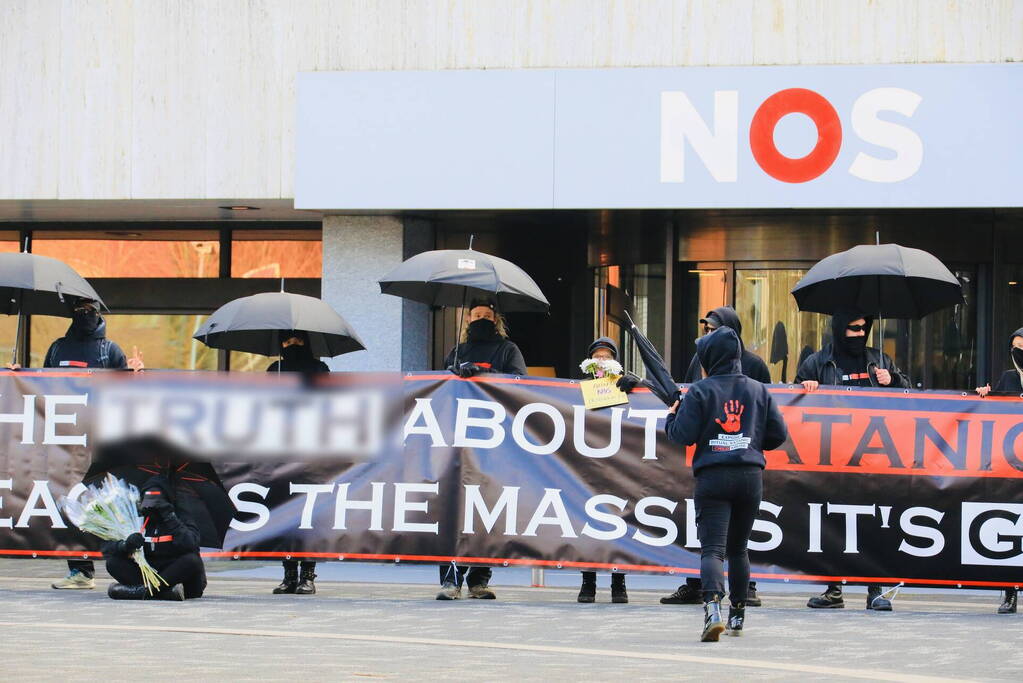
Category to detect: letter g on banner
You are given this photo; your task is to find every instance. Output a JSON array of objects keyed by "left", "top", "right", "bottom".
[{"left": 961, "top": 503, "right": 1023, "bottom": 566}]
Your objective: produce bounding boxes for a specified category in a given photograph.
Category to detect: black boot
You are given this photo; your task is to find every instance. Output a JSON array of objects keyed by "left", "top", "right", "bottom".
[
  {"left": 660, "top": 580, "right": 703, "bottom": 605},
  {"left": 273, "top": 562, "right": 298, "bottom": 594},
  {"left": 701, "top": 596, "right": 725, "bottom": 642},
  {"left": 746, "top": 581, "right": 762, "bottom": 607},
  {"left": 867, "top": 584, "right": 893, "bottom": 611},
  {"left": 807, "top": 584, "right": 844, "bottom": 608},
  {"left": 295, "top": 563, "right": 317, "bottom": 595},
  {"left": 577, "top": 571, "right": 596, "bottom": 603},
  {"left": 611, "top": 573, "right": 628, "bottom": 604},
  {"left": 727, "top": 604, "right": 745, "bottom": 636},
  {"left": 107, "top": 583, "right": 149, "bottom": 600},
  {"left": 998, "top": 588, "right": 1017, "bottom": 614},
  {"left": 153, "top": 584, "right": 185, "bottom": 601}
]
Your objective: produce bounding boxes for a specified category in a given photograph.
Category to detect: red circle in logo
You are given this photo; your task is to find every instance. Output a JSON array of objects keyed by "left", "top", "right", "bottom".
[{"left": 749, "top": 88, "right": 842, "bottom": 184}]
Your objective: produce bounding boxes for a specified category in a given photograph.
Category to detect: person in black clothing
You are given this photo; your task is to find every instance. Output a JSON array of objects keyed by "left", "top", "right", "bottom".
[
  {"left": 268, "top": 331, "right": 328, "bottom": 595},
  {"left": 44, "top": 299, "right": 143, "bottom": 590},
  {"left": 437, "top": 299, "right": 525, "bottom": 601},
  {"left": 105, "top": 475, "right": 206, "bottom": 601},
  {"left": 683, "top": 307, "right": 772, "bottom": 384},
  {"left": 661, "top": 306, "right": 768, "bottom": 607},
  {"left": 797, "top": 310, "right": 908, "bottom": 611},
  {"left": 975, "top": 327, "right": 1022, "bottom": 615},
  {"left": 665, "top": 326, "right": 788, "bottom": 641},
  {"left": 577, "top": 336, "right": 629, "bottom": 604}
]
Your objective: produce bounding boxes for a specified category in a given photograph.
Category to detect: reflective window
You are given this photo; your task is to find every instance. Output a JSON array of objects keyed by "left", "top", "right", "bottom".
[
  {"left": 229, "top": 350, "right": 276, "bottom": 372},
  {"left": 30, "top": 314, "right": 217, "bottom": 370},
  {"left": 231, "top": 230, "right": 321, "bottom": 278},
  {"left": 735, "top": 269, "right": 829, "bottom": 384},
  {"left": 32, "top": 239, "right": 220, "bottom": 278},
  {"left": 593, "top": 264, "right": 666, "bottom": 378}
]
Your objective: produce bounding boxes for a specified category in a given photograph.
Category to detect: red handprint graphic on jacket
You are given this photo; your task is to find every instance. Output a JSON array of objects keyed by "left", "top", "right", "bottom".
[{"left": 715, "top": 400, "right": 744, "bottom": 433}]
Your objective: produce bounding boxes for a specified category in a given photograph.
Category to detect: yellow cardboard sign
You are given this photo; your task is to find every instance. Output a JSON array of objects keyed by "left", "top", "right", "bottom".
[{"left": 580, "top": 376, "right": 629, "bottom": 410}]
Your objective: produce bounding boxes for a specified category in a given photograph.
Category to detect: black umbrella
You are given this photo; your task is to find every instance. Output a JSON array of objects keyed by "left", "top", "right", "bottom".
[
  {"left": 622, "top": 311, "right": 680, "bottom": 407},
  {"left": 85, "top": 437, "right": 234, "bottom": 548},
  {"left": 193, "top": 291, "right": 365, "bottom": 358},
  {"left": 0, "top": 251, "right": 106, "bottom": 366},
  {"left": 791, "top": 244, "right": 964, "bottom": 319},
  {"left": 378, "top": 248, "right": 549, "bottom": 313}
]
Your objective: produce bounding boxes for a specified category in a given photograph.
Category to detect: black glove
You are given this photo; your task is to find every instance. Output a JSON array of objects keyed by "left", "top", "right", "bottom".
[
  {"left": 450, "top": 362, "right": 483, "bottom": 378},
  {"left": 616, "top": 372, "right": 642, "bottom": 394},
  {"left": 121, "top": 532, "right": 144, "bottom": 554}
]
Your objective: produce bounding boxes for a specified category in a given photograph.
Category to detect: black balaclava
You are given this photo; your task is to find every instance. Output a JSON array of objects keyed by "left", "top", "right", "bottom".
[
  {"left": 279, "top": 331, "right": 316, "bottom": 370},
  {"left": 466, "top": 299, "right": 500, "bottom": 343},
  {"left": 1011, "top": 329, "right": 1023, "bottom": 379},
  {"left": 832, "top": 310, "right": 872, "bottom": 359},
  {"left": 70, "top": 306, "right": 101, "bottom": 338}
]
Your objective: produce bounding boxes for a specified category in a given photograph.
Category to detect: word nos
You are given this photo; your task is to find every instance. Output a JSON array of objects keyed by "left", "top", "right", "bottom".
[{"left": 660, "top": 86, "right": 922, "bottom": 184}]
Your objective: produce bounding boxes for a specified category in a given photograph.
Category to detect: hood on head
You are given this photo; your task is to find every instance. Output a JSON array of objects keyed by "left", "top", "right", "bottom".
[
  {"left": 831, "top": 310, "right": 872, "bottom": 355},
  {"left": 701, "top": 306, "right": 742, "bottom": 338},
  {"left": 587, "top": 336, "right": 618, "bottom": 359},
  {"left": 65, "top": 315, "right": 106, "bottom": 340},
  {"left": 1010, "top": 327, "right": 1023, "bottom": 345},
  {"left": 697, "top": 326, "right": 742, "bottom": 377}
]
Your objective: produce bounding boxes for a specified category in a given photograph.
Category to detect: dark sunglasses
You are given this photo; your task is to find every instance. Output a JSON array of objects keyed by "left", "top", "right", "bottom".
[
  {"left": 846, "top": 324, "right": 868, "bottom": 332},
  {"left": 702, "top": 324, "right": 717, "bottom": 334}
]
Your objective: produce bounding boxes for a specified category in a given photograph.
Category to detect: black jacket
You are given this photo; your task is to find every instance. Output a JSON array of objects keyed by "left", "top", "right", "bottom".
[
  {"left": 682, "top": 307, "right": 772, "bottom": 384},
  {"left": 794, "top": 312, "right": 909, "bottom": 388},
  {"left": 102, "top": 501, "right": 201, "bottom": 561},
  {"left": 665, "top": 327, "right": 788, "bottom": 475},
  {"left": 992, "top": 326, "right": 1023, "bottom": 393},
  {"left": 444, "top": 334, "right": 527, "bottom": 376},
  {"left": 43, "top": 318, "right": 127, "bottom": 369},
  {"left": 266, "top": 346, "right": 330, "bottom": 373}
]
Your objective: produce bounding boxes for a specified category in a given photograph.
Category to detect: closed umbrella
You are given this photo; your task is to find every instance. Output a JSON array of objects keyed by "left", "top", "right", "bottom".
[
  {"left": 0, "top": 251, "right": 106, "bottom": 365},
  {"left": 193, "top": 291, "right": 365, "bottom": 358},
  {"left": 622, "top": 311, "right": 680, "bottom": 407}
]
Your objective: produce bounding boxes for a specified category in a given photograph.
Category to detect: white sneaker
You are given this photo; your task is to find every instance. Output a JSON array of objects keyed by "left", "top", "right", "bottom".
[
  {"left": 436, "top": 582, "right": 462, "bottom": 600},
  {"left": 52, "top": 569, "right": 95, "bottom": 590}
]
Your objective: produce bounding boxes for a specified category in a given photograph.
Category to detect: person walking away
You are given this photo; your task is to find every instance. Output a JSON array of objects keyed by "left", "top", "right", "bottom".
[
  {"left": 661, "top": 306, "right": 769, "bottom": 607},
  {"left": 437, "top": 298, "right": 526, "bottom": 601},
  {"left": 975, "top": 326, "right": 1023, "bottom": 614},
  {"left": 664, "top": 326, "right": 788, "bottom": 641},
  {"left": 47, "top": 299, "right": 143, "bottom": 590},
  {"left": 797, "top": 310, "right": 908, "bottom": 611},
  {"left": 577, "top": 336, "right": 630, "bottom": 604},
  {"left": 104, "top": 475, "right": 206, "bottom": 601},
  {"left": 268, "top": 331, "right": 329, "bottom": 595}
]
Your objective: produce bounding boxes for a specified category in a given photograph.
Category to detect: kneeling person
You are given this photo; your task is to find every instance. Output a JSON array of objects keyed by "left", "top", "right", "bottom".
[{"left": 104, "top": 476, "right": 206, "bottom": 601}]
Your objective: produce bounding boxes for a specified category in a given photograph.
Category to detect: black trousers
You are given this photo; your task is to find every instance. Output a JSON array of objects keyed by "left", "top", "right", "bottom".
[
  {"left": 282, "top": 560, "right": 316, "bottom": 572},
  {"left": 67, "top": 559, "right": 95, "bottom": 578},
  {"left": 694, "top": 464, "right": 763, "bottom": 605},
  {"left": 106, "top": 552, "right": 207, "bottom": 599},
  {"left": 438, "top": 563, "right": 491, "bottom": 588}
]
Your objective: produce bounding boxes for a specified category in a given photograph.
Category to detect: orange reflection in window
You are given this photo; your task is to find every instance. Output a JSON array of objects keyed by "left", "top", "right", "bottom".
[
  {"left": 0, "top": 242, "right": 19, "bottom": 253},
  {"left": 32, "top": 240, "right": 220, "bottom": 278},
  {"left": 232, "top": 241, "right": 322, "bottom": 278}
]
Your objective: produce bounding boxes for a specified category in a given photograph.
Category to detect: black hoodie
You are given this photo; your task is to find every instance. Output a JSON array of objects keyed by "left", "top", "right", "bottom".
[
  {"left": 795, "top": 311, "right": 909, "bottom": 388},
  {"left": 665, "top": 326, "right": 788, "bottom": 475},
  {"left": 992, "top": 327, "right": 1023, "bottom": 393},
  {"left": 43, "top": 317, "right": 127, "bottom": 369},
  {"left": 682, "top": 307, "right": 772, "bottom": 384},
  {"left": 267, "top": 333, "right": 330, "bottom": 373},
  {"left": 443, "top": 320, "right": 527, "bottom": 375}
]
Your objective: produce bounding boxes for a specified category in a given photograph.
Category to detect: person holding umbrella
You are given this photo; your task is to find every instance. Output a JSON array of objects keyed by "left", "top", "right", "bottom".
[
  {"left": 437, "top": 298, "right": 525, "bottom": 600},
  {"left": 664, "top": 326, "right": 788, "bottom": 641},
  {"left": 268, "top": 330, "right": 328, "bottom": 595},
  {"left": 47, "top": 298, "right": 144, "bottom": 590},
  {"left": 796, "top": 310, "right": 907, "bottom": 611}
]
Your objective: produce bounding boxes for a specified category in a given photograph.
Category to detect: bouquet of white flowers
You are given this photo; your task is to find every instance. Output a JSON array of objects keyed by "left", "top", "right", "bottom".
[
  {"left": 579, "top": 357, "right": 624, "bottom": 379},
  {"left": 62, "top": 474, "right": 167, "bottom": 595}
]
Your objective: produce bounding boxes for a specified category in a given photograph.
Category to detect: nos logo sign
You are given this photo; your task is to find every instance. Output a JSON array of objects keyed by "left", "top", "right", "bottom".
[{"left": 961, "top": 503, "right": 1023, "bottom": 567}]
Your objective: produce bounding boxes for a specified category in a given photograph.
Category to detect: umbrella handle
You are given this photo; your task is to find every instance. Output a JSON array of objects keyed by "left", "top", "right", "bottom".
[{"left": 453, "top": 289, "right": 467, "bottom": 369}]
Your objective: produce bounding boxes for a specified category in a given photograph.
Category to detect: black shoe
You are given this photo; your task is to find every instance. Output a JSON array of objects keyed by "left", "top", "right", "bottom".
[
  {"left": 746, "top": 583, "right": 762, "bottom": 607},
  {"left": 154, "top": 584, "right": 185, "bottom": 601},
  {"left": 273, "top": 564, "right": 298, "bottom": 594},
  {"left": 726, "top": 604, "right": 745, "bottom": 636},
  {"left": 701, "top": 598, "right": 725, "bottom": 642},
  {"left": 577, "top": 572, "right": 596, "bottom": 603},
  {"left": 107, "top": 583, "right": 149, "bottom": 600},
  {"left": 866, "top": 585, "right": 892, "bottom": 611},
  {"left": 611, "top": 575, "right": 628, "bottom": 604},
  {"left": 807, "top": 585, "right": 844, "bottom": 609},
  {"left": 998, "top": 588, "right": 1017, "bottom": 614},
  {"left": 661, "top": 583, "right": 702, "bottom": 605},
  {"left": 295, "top": 565, "right": 317, "bottom": 595}
]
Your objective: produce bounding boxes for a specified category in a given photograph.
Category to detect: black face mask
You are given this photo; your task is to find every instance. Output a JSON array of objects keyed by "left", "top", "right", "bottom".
[
  {"left": 467, "top": 318, "right": 497, "bottom": 341},
  {"left": 843, "top": 335, "right": 867, "bottom": 355},
  {"left": 1011, "top": 347, "right": 1023, "bottom": 369},
  {"left": 281, "top": 344, "right": 310, "bottom": 365},
  {"left": 71, "top": 310, "right": 100, "bottom": 336}
]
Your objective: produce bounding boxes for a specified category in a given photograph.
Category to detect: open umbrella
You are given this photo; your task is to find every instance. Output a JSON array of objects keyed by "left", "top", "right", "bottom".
[
  {"left": 193, "top": 291, "right": 365, "bottom": 358},
  {"left": 378, "top": 248, "right": 549, "bottom": 313},
  {"left": 0, "top": 251, "right": 106, "bottom": 365},
  {"left": 622, "top": 311, "right": 680, "bottom": 407},
  {"left": 85, "top": 437, "right": 234, "bottom": 548},
  {"left": 791, "top": 244, "right": 963, "bottom": 319}
]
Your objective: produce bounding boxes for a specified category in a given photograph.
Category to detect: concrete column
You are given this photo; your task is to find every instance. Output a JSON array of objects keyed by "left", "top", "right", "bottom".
[{"left": 321, "top": 215, "right": 432, "bottom": 371}]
